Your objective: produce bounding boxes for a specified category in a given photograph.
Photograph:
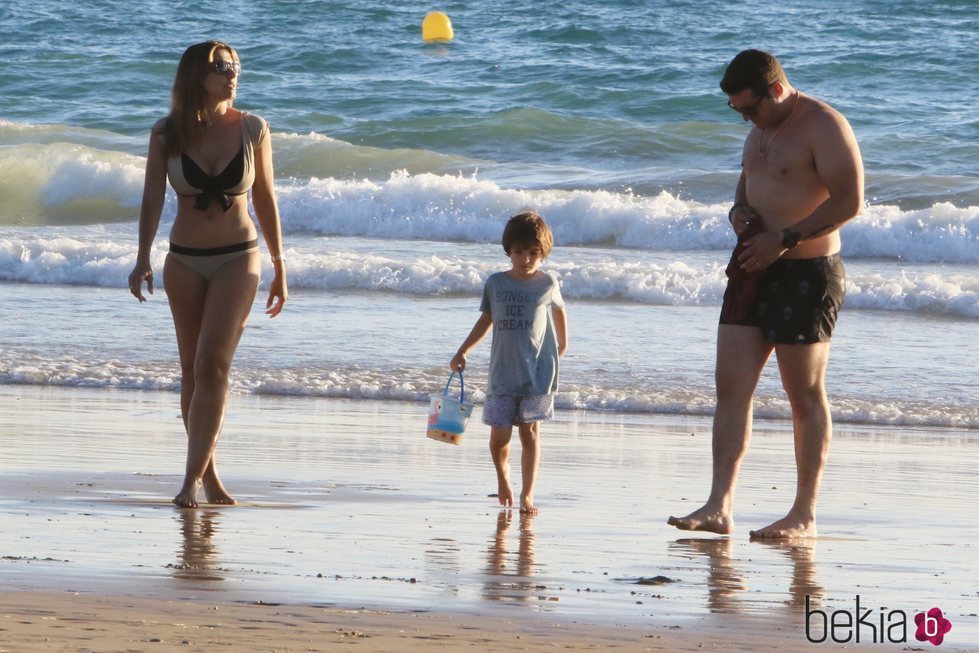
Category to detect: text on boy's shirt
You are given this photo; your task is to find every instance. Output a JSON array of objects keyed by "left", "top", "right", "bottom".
[{"left": 494, "top": 289, "right": 536, "bottom": 331}]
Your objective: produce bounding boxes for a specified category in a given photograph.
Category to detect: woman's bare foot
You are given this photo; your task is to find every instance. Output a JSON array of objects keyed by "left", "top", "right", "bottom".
[
  {"left": 173, "top": 480, "right": 201, "bottom": 509},
  {"left": 667, "top": 504, "right": 733, "bottom": 534},
  {"left": 202, "top": 474, "right": 237, "bottom": 506}
]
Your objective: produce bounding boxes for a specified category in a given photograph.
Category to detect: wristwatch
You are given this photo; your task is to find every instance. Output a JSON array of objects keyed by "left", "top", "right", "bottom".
[{"left": 781, "top": 228, "right": 801, "bottom": 250}]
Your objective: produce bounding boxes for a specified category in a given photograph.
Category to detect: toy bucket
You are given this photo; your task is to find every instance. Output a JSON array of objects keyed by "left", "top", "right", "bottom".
[{"left": 426, "top": 371, "right": 475, "bottom": 445}]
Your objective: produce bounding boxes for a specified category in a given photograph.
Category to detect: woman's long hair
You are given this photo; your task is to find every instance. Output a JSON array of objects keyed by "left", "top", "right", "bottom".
[{"left": 161, "top": 40, "right": 239, "bottom": 158}]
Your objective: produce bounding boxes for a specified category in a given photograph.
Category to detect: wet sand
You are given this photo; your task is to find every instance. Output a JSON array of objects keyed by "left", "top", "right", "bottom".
[{"left": 0, "top": 385, "right": 976, "bottom": 651}]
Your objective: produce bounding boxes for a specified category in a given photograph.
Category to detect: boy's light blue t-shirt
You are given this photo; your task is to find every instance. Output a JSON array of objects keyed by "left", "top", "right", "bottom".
[{"left": 479, "top": 270, "right": 566, "bottom": 397}]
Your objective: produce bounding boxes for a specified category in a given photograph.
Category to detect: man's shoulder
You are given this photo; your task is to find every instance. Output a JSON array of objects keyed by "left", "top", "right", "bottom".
[{"left": 800, "top": 95, "right": 851, "bottom": 131}]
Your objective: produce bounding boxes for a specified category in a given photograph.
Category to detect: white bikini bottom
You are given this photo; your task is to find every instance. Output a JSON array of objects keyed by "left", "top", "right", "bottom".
[{"left": 167, "top": 239, "right": 258, "bottom": 281}]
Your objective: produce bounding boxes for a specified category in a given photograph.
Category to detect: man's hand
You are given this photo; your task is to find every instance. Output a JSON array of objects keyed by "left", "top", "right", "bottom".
[
  {"left": 737, "top": 231, "right": 787, "bottom": 272},
  {"left": 729, "top": 204, "right": 759, "bottom": 237}
]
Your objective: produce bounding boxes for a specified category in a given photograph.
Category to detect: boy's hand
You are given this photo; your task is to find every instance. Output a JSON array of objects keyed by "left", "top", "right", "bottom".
[{"left": 449, "top": 352, "right": 467, "bottom": 373}]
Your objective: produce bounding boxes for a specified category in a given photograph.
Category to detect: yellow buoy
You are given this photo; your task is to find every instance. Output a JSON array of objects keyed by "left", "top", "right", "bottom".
[{"left": 422, "top": 12, "right": 454, "bottom": 43}]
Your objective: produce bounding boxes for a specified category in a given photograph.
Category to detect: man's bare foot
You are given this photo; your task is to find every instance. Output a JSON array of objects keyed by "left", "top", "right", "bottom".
[
  {"left": 667, "top": 505, "right": 733, "bottom": 534},
  {"left": 749, "top": 514, "right": 816, "bottom": 539},
  {"left": 519, "top": 494, "right": 538, "bottom": 515},
  {"left": 202, "top": 476, "right": 237, "bottom": 505}
]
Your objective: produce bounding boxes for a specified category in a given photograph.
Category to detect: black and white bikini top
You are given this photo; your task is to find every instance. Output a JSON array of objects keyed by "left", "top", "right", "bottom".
[{"left": 164, "top": 111, "right": 268, "bottom": 211}]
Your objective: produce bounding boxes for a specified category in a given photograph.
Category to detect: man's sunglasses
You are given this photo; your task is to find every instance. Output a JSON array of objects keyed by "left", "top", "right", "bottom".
[
  {"left": 727, "top": 94, "right": 768, "bottom": 117},
  {"left": 212, "top": 60, "right": 241, "bottom": 75},
  {"left": 727, "top": 83, "right": 774, "bottom": 117}
]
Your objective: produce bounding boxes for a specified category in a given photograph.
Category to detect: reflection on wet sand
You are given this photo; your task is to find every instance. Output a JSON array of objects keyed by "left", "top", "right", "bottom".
[
  {"left": 670, "top": 538, "right": 824, "bottom": 614},
  {"left": 172, "top": 509, "right": 223, "bottom": 582},
  {"left": 424, "top": 536, "right": 463, "bottom": 597},
  {"left": 482, "top": 511, "right": 537, "bottom": 602},
  {"left": 670, "top": 538, "right": 747, "bottom": 613},
  {"left": 760, "top": 539, "right": 824, "bottom": 610}
]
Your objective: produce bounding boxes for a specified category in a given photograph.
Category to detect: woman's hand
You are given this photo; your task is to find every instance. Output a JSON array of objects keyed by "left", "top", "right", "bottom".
[
  {"left": 265, "top": 267, "right": 288, "bottom": 317},
  {"left": 128, "top": 261, "right": 154, "bottom": 302}
]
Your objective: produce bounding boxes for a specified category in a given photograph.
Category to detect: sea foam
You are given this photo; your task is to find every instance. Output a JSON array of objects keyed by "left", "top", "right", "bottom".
[
  {"left": 3, "top": 230, "right": 976, "bottom": 318},
  {"left": 1, "top": 358, "right": 975, "bottom": 429},
  {"left": 0, "top": 123, "right": 976, "bottom": 263}
]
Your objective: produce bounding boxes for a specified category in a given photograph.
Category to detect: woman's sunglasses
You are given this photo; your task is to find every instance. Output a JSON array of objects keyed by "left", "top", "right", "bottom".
[{"left": 212, "top": 60, "right": 241, "bottom": 75}]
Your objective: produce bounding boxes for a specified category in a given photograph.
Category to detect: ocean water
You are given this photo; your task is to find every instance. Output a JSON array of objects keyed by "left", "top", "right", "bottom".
[{"left": 1, "top": 0, "right": 977, "bottom": 428}]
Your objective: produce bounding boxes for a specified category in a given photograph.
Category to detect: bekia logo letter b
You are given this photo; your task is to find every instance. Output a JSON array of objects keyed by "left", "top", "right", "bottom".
[{"left": 914, "top": 607, "right": 952, "bottom": 646}]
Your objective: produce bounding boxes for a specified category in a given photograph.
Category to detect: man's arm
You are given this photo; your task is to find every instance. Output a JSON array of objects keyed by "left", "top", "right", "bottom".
[
  {"left": 783, "top": 110, "right": 864, "bottom": 243},
  {"left": 728, "top": 169, "right": 760, "bottom": 237},
  {"left": 739, "top": 109, "right": 863, "bottom": 268}
]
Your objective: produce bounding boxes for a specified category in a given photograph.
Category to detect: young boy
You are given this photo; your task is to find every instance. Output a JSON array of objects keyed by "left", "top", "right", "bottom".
[{"left": 450, "top": 211, "right": 568, "bottom": 515}]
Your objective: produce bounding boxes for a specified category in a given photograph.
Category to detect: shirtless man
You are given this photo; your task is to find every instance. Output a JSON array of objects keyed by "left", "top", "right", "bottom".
[{"left": 668, "top": 50, "right": 864, "bottom": 538}]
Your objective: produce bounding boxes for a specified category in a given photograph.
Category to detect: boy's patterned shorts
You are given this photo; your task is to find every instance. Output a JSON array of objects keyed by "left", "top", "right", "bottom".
[{"left": 482, "top": 394, "right": 554, "bottom": 427}]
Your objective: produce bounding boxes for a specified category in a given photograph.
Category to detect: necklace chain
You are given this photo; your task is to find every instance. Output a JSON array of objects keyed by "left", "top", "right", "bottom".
[{"left": 758, "top": 91, "right": 799, "bottom": 158}]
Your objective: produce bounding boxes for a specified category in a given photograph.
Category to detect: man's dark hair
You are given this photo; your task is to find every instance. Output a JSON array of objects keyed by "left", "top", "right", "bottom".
[{"left": 720, "top": 49, "right": 788, "bottom": 97}]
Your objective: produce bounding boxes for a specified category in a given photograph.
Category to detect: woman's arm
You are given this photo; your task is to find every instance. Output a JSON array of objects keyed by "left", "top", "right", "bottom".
[
  {"left": 129, "top": 128, "right": 168, "bottom": 302},
  {"left": 251, "top": 124, "right": 288, "bottom": 317}
]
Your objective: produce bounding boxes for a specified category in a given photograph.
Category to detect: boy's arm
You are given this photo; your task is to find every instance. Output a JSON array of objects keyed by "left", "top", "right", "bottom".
[
  {"left": 552, "top": 306, "right": 568, "bottom": 357},
  {"left": 450, "top": 311, "right": 493, "bottom": 372}
]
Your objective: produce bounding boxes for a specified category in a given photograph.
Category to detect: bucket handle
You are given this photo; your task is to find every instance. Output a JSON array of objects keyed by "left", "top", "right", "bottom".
[{"left": 443, "top": 370, "right": 465, "bottom": 403}]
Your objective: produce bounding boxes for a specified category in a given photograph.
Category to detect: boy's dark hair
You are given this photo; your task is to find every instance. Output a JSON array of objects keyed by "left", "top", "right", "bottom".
[
  {"left": 502, "top": 211, "right": 554, "bottom": 257},
  {"left": 720, "top": 49, "right": 788, "bottom": 97}
]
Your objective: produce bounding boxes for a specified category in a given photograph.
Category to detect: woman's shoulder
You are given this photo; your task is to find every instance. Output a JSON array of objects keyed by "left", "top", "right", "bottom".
[
  {"left": 238, "top": 110, "right": 269, "bottom": 145},
  {"left": 150, "top": 116, "right": 170, "bottom": 135},
  {"left": 238, "top": 109, "right": 267, "bottom": 127},
  {"left": 149, "top": 117, "right": 173, "bottom": 156}
]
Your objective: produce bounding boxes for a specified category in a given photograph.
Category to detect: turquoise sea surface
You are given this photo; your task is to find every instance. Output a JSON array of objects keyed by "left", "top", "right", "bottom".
[{"left": 0, "top": 0, "right": 976, "bottom": 427}]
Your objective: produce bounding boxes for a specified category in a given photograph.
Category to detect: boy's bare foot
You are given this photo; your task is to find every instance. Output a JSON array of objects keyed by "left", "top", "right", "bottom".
[
  {"left": 496, "top": 477, "right": 514, "bottom": 508},
  {"left": 749, "top": 513, "right": 816, "bottom": 539},
  {"left": 667, "top": 505, "right": 733, "bottom": 534}
]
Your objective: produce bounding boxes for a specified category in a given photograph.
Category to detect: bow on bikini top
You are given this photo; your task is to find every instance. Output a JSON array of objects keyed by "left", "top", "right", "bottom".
[{"left": 165, "top": 111, "right": 268, "bottom": 212}]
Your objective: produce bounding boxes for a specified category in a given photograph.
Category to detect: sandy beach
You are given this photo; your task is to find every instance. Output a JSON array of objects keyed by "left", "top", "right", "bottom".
[
  {"left": 0, "top": 590, "right": 835, "bottom": 653},
  {"left": 1, "top": 384, "right": 976, "bottom": 652}
]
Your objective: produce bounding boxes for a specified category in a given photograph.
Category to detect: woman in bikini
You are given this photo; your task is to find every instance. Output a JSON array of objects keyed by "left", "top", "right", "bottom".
[{"left": 128, "top": 40, "right": 288, "bottom": 508}]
